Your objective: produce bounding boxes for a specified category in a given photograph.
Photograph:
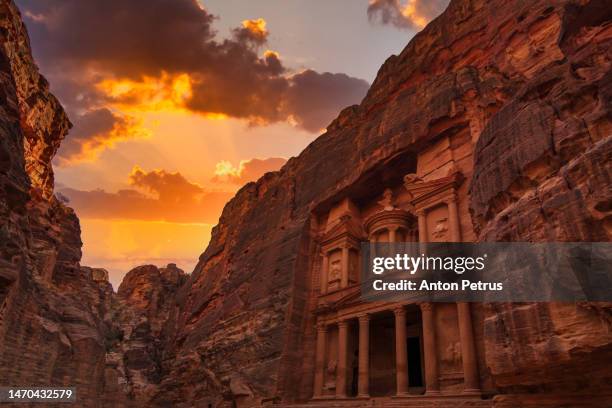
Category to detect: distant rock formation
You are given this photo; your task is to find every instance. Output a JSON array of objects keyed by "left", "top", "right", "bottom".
[{"left": 0, "top": 0, "right": 610, "bottom": 407}]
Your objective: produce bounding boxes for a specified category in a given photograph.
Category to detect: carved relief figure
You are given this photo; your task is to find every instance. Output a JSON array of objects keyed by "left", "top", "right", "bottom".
[
  {"left": 443, "top": 342, "right": 461, "bottom": 365},
  {"left": 329, "top": 260, "right": 341, "bottom": 282},
  {"left": 349, "top": 251, "right": 358, "bottom": 282},
  {"left": 324, "top": 359, "right": 337, "bottom": 391},
  {"left": 378, "top": 188, "right": 396, "bottom": 211},
  {"left": 432, "top": 217, "right": 449, "bottom": 240}
]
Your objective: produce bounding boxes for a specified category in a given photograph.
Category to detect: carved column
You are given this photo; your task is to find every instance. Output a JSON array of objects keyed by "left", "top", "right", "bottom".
[
  {"left": 417, "top": 210, "right": 428, "bottom": 268},
  {"left": 417, "top": 210, "right": 427, "bottom": 243},
  {"left": 420, "top": 303, "right": 440, "bottom": 394},
  {"left": 320, "top": 253, "right": 329, "bottom": 295},
  {"left": 457, "top": 302, "right": 480, "bottom": 394},
  {"left": 313, "top": 323, "right": 327, "bottom": 398},
  {"left": 336, "top": 320, "right": 349, "bottom": 398},
  {"left": 341, "top": 247, "right": 349, "bottom": 288},
  {"left": 358, "top": 314, "right": 370, "bottom": 397},
  {"left": 394, "top": 307, "right": 409, "bottom": 395},
  {"left": 388, "top": 227, "right": 397, "bottom": 243},
  {"left": 447, "top": 197, "right": 461, "bottom": 242}
]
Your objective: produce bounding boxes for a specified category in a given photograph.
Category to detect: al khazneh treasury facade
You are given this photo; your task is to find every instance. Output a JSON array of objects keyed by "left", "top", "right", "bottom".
[{"left": 294, "top": 132, "right": 495, "bottom": 407}]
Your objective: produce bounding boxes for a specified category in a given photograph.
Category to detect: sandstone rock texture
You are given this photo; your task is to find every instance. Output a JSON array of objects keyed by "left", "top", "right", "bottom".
[
  {"left": 155, "top": 0, "right": 611, "bottom": 407},
  {"left": 0, "top": 2, "right": 186, "bottom": 406},
  {"left": 0, "top": 0, "right": 610, "bottom": 407},
  {"left": 0, "top": 1, "right": 116, "bottom": 406}
]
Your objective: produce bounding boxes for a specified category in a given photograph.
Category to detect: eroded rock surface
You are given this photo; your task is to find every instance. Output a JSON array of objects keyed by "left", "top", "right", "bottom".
[
  {"left": 155, "top": 0, "right": 611, "bottom": 407},
  {"left": 0, "top": 2, "right": 186, "bottom": 406}
]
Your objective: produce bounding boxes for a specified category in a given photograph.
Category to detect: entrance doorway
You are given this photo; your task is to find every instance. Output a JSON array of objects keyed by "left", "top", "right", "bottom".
[{"left": 407, "top": 336, "right": 423, "bottom": 388}]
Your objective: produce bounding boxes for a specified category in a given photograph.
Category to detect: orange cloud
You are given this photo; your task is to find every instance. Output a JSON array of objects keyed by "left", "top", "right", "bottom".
[
  {"left": 234, "top": 18, "right": 269, "bottom": 45},
  {"left": 59, "top": 166, "right": 232, "bottom": 224},
  {"left": 97, "top": 72, "right": 194, "bottom": 113},
  {"left": 264, "top": 50, "right": 280, "bottom": 60},
  {"left": 57, "top": 108, "right": 150, "bottom": 165},
  {"left": 212, "top": 157, "right": 287, "bottom": 185},
  {"left": 367, "top": 0, "right": 448, "bottom": 30},
  {"left": 58, "top": 158, "right": 286, "bottom": 223},
  {"left": 129, "top": 165, "right": 205, "bottom": 200},
  {"left": 21, "top": 0, "right": 369, "bottom": 152}
]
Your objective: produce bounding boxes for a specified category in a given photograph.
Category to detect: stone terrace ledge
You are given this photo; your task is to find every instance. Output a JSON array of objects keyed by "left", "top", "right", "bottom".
[{"left": 279, "top": 394, "right": 493, "bottom": 408}]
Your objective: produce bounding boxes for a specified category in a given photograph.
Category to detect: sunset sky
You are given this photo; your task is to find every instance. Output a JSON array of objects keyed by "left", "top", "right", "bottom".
[{"left": 17, "top": 0, "right": 448, "bottom": 287}]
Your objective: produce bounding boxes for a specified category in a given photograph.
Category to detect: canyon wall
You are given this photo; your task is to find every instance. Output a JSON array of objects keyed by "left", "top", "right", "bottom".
[
  {"left": 156, "top": 0, "right": 612, "bottom": 407},
  {"left": 0, "top": 2, "right": 186, "bottom": 406},
  {"left": 0, "top": 1, "right": 110, "bottom": 405}
]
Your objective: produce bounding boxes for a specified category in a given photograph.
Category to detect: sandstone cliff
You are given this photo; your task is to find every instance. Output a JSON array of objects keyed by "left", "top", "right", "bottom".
[
  {"left": 0, "top": 2, "right": 187, "bottom": 406},
  {"left": 0, "top": 1, "right": 112, "bottom": 405},
  {"left": 154, "top": 0, "right": 611, "bottom": 407}
]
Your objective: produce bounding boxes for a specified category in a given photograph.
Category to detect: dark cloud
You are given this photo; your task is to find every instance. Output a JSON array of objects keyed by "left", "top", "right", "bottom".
[
  {"left": 59, "top": 167, "right": 233, "bottom": 223},
  {"left": 16, "top": 0, "right": 370, "bottom": 161},
  {"left": 129, "top": 166, "right": 205, "bottom": 202},
  {"left": 55, "top": 108, "right": 147, "bottom": 164},
  {"left": 284, "top": 70, "right": 370, "bottom": 132},
  {"left": 17, "top": 0, "right": 217, "bottom": 77},
  {"left": 367, "top": 0, "right": 448, "bottom": 30}
]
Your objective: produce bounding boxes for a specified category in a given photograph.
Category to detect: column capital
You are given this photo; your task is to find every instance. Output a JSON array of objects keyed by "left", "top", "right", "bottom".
[
  {"left": 316, "top": 322, "right": 328, "bottom": 332},
  {"left": 419, "top": 302, "right": 434, "bottom": 312},
  {"left": 444, "top": 194, "right": 458, "bottom": 205},
  {"left": 415, "top": 209, "right": 427, "bottom": 217},
  {"left": 358, "top": 314, "right": 370, "bottom": 323},
  {"left": 393, "top": 306, "right": 406, "bottom": 317},
  {"left": 337, "top": 319, "right": 349, "bottom": 328}
]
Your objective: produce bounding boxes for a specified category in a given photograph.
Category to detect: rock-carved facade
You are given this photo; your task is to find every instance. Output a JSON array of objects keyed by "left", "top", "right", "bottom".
[{"left": 303, "top": 133, "right": 489, "bottom": 406}]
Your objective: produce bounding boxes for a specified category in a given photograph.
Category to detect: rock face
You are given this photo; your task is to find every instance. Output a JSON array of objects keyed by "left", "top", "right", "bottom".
[
  {"left": 0, "top": 1, "right": 117, "bottom": 405},
  {"left": 108, "top": 264, "right": 187, "bottom": 406},
  {"left": 154, "top": 0, "right": 611, "bottom": 407},
  {"left": 0, "top": 2, "right": 187, "bottom": 406},
  {"left": 0, "top": 0, "right": 610, "bottom": 407}
]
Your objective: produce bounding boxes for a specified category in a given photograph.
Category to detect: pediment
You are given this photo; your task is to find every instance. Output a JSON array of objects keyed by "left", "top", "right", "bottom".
[
  {"left": 320, "top": 214, "right": 365, "bottom": 247},
  {"left": 403, "top": 171, "right": 464, "bottom": 206},
  {"left": 315, "top": 285, "right": 362, "bottom": 314}
]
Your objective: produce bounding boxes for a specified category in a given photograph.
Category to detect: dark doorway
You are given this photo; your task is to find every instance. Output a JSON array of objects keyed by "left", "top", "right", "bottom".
[{"left": 407, "top": 337, "right": 423, "bottom": 387}]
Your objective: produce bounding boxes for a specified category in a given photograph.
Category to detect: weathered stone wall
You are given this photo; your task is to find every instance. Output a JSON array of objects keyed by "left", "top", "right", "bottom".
[
  {"left": 468, "top": 0, "right": 612, "bottom": 405},
  {"left": 0, "top": 2, "right": 189, "bottom": 407},
  {"left": 156, "top": 0, "right": 611, "bottom": 406},
  {"left": 0, "top": 2, "right": 107, "bottom": 406}
]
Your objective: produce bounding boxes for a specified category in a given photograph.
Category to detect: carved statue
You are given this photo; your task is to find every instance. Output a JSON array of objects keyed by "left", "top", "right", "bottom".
[
  {"left": 432, "top": 217, "right": 448, "bottom": 240},
  {"left": 377, "top": 188, "right": 396, "bottom": 211},
  {"left": 324, "top": 359, "right": 337, "bottom": 390},
  {"left": 327, "top": 359, "right": 337, "bottom": 375},
  {"left": 444, "top": 342, "right": 461, "bottom": 364},
  {"left": 329, "top": 260, "right": 341, "bottom": 282}
]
